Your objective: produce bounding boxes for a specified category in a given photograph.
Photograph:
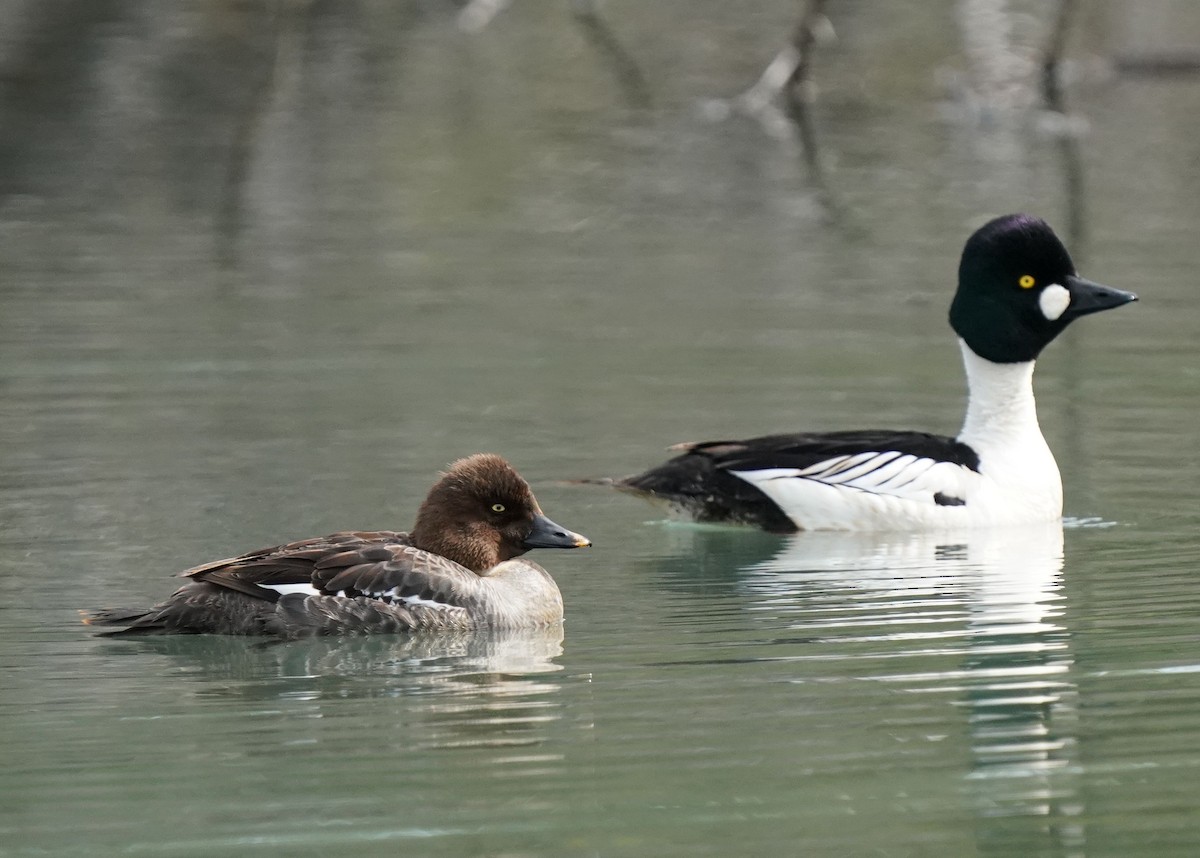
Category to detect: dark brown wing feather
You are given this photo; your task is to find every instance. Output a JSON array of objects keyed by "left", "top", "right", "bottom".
[
  {"left": 313, "top": 546, "right": 482, "bottom": 607},
  {"left": 181, "top": 531, "right": 413, "bottom": 599},
  {"left": 86, "top": 532, "right": 490, "bottom": 637}
]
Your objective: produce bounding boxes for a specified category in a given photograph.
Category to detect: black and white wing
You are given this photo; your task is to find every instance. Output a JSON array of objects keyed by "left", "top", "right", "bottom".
[{"left": 620, "top": 431, "right": 981, "bottom": 532}]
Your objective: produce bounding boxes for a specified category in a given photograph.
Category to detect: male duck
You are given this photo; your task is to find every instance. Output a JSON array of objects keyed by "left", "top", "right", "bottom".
[
  {"left": 615, "top": 214, "right": 1137, "bottom": 532},
  {"left": 84, "top": 454, "right": 591, "bottom": 637}
]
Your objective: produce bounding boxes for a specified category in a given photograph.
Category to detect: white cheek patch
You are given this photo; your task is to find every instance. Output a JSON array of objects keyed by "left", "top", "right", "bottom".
[{"left": 1039, "top": 284, "right": 1071, "bottom": 321}]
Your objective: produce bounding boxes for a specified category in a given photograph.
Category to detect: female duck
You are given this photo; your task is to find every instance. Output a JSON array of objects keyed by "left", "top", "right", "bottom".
[
  {"left": 85, "top": 454, "right": 590, "bottom": 637},
  {"left": 614, "top": 215, "right": 1137, "bottom": 532}
]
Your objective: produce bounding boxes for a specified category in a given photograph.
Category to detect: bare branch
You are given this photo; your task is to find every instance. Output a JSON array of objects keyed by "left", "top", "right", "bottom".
[
  {"left": 1042, "top": 0, "right": 1076, "bottom": 110},
  {"left": 737, "top": 0, "right": 832, "bottom": 114},
  {"left": 786, "top": 0, "right": 830, "bottom": 98},
  {"left": 458, "top": 0, "right": 512, "bottom": 33},
  {"left": 571, "top": 1, "right": 651, "bottom": 108}
]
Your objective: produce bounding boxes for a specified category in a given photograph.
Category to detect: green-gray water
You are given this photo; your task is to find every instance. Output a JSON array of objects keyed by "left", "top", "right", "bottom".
[{"left": 3, "top": 2, "right": 1199, "bottom": 855}]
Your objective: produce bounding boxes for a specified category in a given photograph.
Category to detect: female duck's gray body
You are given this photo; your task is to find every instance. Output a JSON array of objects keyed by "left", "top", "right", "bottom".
[
  {"left": 616, "top": 215, "right": 1138, "bottom": 533},
  {"left": 84, "top": 454, "right": 590, "bottom": 638}
]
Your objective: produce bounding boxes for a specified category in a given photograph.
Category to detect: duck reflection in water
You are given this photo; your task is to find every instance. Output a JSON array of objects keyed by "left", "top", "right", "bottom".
[
  {"left": 656, "top": 521, "right": 1082, "bottom": 853},
  {"left": 97, "top": 624, "right": 570, "bottom": 761}
]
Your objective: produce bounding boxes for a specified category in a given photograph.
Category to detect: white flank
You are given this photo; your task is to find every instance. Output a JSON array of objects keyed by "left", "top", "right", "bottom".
[{"left": 732, "top": 456, "right": 975, "bottom": 531}]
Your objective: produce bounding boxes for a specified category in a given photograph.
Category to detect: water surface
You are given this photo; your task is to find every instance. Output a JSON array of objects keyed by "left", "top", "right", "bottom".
[{"left": 3, "top": 2, "right": 1200, "bottom": 855}]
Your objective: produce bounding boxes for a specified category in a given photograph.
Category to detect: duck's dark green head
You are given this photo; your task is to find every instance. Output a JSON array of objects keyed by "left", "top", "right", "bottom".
[{"left": 949, "top": 214, "right": 1137, "bottom": 363}]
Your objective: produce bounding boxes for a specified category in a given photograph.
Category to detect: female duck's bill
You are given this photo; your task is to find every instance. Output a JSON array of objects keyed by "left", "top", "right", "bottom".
[
  {"left": 523, "top": 513, "right": 593, "bottom": 549},
  {"left": 83, "top": 454, "right": 590, "bottom": 637}
]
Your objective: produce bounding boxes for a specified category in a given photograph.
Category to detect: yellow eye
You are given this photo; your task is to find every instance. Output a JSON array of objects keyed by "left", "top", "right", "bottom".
[
  {"left": 1018, "top": 275, "right": 1036, "bottom": 289},
  {"left": 491, "top": 503, "right": 506, "bottom": 513}
]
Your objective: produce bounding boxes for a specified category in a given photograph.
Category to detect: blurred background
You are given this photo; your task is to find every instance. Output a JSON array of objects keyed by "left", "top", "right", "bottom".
[
  {"left": 2, "top": 0, "right": 1196, "bottom": 538},
  {"left": 3, "top": 1, "right": 1200, "bottom": 856}
]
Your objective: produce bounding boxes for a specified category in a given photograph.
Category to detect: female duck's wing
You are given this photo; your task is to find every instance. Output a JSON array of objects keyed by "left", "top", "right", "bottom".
[
  {"left": 621, "top": 431, "right": 981, "bottom": 532},
  {"left": 310, "top": 544, "right": 483, "bottom": 607},
  {"left": 181, "top": 531, "right": 414, "bottom": 600},
  {"left": 269, "top": 546, "right": 494, "bottom": 636},
  {"left": 87, "top": 535, "right": 488, "bottom": 637}
]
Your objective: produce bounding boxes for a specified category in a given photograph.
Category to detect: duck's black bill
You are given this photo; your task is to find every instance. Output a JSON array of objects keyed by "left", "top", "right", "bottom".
[
  {"left": 1062, "top": 275, "right": 1138, "bottom": 321},
  {"left": 523, "top": 514, "right": 591, "bottom": 550}
]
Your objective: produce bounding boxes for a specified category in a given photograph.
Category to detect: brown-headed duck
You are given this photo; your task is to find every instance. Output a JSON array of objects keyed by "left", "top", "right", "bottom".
[{"left": 83, "top": 454, "right": 590, "bottom": 638}]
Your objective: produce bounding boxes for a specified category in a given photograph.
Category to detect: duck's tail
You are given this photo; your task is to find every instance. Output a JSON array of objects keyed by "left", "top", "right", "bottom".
[
  {"left": 81, "top": 581, "right": 286, "bottom": 636},
  {"left": 557, "top": 476, "right": 619, "bottom": 487},
  {"left": 79, "top": 607, "right": 170, "bottom": 636}
]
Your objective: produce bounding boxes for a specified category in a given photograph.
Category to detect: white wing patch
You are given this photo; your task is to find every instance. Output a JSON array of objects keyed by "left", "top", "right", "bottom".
[
  {"left": 261, "top": 583, "right": 321, "bottom": 597},
  {"left": 743, "top": 452, "right": 956, "bottom": 498},
  {"left": 261, "top": 582, "right": 456, "bottom": 612},
  {"left": 731, "top": 452, "right": 978, "bottom": 530},
  {"left": 385, "top": 589, "right": 459, "bottom": 612},
  {"left": 794, "top": 451, "right": 919, "bottom": 485}
]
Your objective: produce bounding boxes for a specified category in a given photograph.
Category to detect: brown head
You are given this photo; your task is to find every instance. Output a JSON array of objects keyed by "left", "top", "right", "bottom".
[{"left": 410, "top": 454, "right": 591, "bottom": 573}]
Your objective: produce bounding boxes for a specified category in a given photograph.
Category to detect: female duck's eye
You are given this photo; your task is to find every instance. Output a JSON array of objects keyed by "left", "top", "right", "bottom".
[
  {"left": 1018, "top": 275, "right": 1036, "bottom": 289},
  {"left": 491, "top": 503, "right": 506, "bottom": 513}
]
